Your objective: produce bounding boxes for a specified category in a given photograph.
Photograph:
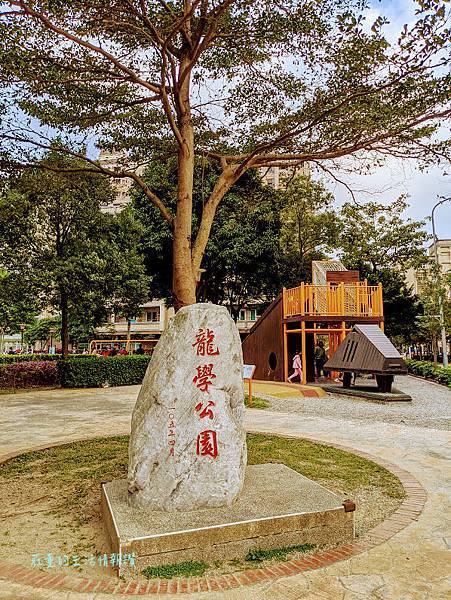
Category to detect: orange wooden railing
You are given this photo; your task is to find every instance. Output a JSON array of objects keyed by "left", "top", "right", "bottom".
[{"left": 283, "top": 282, "right": 383, "bottom": 318}]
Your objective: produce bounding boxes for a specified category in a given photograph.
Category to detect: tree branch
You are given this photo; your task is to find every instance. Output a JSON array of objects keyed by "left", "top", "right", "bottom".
[
  {"left": 9, "top": 1, "right": 163, "bottom": 96},
  {"left": 2, "top": 133, "right": 174, "bottom": 225}
]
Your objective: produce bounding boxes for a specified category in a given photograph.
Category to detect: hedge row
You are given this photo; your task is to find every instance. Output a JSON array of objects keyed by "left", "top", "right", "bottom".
[
  {"left": 57, "top": 355, "right": 152, "bottom": 388},
  {"left": 405, "top": 359, "right": 451, "bottom": 388},
  {"left": 0, "top": 353, "right": 90, "bottom": 365},
  {"left": 0, "top": 361, "right": 59, "bottom": 389}
]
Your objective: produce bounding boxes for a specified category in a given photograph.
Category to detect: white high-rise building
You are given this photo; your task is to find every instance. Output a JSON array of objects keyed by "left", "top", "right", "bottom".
[
  {"left": 98, "top": 150, "right": 137, "bottom": 214},
  {"left": 259, "top": 163, "right": 310, "bottom": 190}
]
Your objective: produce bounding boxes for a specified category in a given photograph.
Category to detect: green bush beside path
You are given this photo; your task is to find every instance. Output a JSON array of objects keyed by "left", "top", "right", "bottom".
[
  {"left": 405, "top": 359, "right": 451, "bottom": 388},
  {"left": 57, "top": 355, "right": 151, "bottom": 388}
]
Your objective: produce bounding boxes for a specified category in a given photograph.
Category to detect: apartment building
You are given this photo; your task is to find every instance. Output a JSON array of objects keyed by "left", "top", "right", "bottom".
[
  {"left": 429, "top": 239, "right": 451, "bottom": 273},
  {"left": 259, "top": 164, "right": 310, "bottom": 190},
  {"left": 93, "top": 300, "right": 173, "bottom": 348},
  {"left": 406, "top": 239, "right": 451, "bottom": 295}
]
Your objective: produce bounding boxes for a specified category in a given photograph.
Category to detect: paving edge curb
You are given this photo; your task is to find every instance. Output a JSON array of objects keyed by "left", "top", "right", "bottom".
[{"left": 0, "top": 435, "right": 427, "bottom": 596}]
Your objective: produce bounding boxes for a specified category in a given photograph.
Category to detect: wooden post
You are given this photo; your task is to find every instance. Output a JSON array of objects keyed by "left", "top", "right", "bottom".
[
  {"left": 341, "top": 321, "right": 346, "bottom": 342},
  {"left": 247, "top": 378, "right": 253, "bottom": 407},
  {"left": 282, "top": 286, "right": 286, "bottom": 318},
  {"left": 340, "top": 282, "right": 345, "bottom": 316},
  {"left": 283, "top": 323, "right": 289, "bottom": 382},
  {"left": 300, "top": 282, "right": 305, "bottom": 316},
  {"left": 301, "top": 320, "right": 306, "bottom": 384},
  {"left": 378, "top": 283, "right": 383, "bottom": 317}
]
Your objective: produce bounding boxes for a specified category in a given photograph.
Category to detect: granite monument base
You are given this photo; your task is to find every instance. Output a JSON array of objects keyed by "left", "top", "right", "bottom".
[{"left": 101, "top": 464, "right": 355, "bottom": 577}]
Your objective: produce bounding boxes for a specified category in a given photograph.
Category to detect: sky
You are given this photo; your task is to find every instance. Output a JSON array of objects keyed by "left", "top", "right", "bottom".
[
  {"left": 317, "top": 0, "right": 451, "bottom": 241},
  {"left": 11, "top": 0, "right": 449, "bottom": 239}
]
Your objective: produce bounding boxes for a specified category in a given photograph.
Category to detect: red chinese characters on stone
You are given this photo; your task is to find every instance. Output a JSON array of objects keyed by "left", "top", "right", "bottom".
[
  {"left": 195, "top": 399, "right": 215, "bottom": 419},
  {"left": 196, "top": 430, "right": 218, "bottom": 458},
  {"left": 192, "top": 328, "right": 220, "bottom": 356},
  {"left": 167, "top": 409, "right": 176, "bottom": 456},
  {"left": 193, "top": 364, "right": 216, "bottom": 392}
]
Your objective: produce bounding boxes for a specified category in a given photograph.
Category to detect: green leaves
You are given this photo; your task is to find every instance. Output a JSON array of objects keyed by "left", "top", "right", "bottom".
[
  {"left": 0, "top": 151, "right": 149, "bottom": 345},
  {"left": 278, "top": 175, "right": 339, "bottom": 285},
  {"left": 132, "top": 159, "right": 282, "bottom": 311},
  {"left": 339, "top": 197, "right": 430, "bottom": 275}
]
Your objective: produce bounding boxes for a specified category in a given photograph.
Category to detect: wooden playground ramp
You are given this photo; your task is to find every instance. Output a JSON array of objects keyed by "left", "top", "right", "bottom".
[{"left": 248, "top": 380, "right": 327, "bottom": 399}]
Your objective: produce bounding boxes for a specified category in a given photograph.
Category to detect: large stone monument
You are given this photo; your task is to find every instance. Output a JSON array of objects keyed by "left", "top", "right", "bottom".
[
  {"left": 127, "top": 303, "right": 247, "bottom": 511},
  {"left": 101, "top": 303, "right": 355, "bottom": 576}
]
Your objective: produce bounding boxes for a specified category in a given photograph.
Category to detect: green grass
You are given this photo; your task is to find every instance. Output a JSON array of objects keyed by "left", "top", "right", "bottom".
[
  {"left": 245, "top": 543, "right": 315, "bottom": 562},
  {"left": 141, "top": 560, "right": 209, "bottom": 579},
  {"left": 140, "top": 543, "right": 317, "bottom": 578},
  {"left": 0, "top": 432, "right": 405, "bottom": 530},
  {"left": 244, "top": 394, "right": 270, "bottom": 409},
  {"left": 246, "top": 433, "right": 405, "bottom": 499}
]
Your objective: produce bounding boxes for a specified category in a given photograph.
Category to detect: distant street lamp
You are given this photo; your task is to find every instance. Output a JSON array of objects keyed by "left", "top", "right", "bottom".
[
  {"left": 19, "top": 323, "right": 26, "bottom": 352},
  {"left": 431, "top": 197, "right": 450, "bottom": 367}
]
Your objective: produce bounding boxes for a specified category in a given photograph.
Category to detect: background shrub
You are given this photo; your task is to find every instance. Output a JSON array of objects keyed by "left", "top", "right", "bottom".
[
  {"left": 0, "top": 354, "right": 89, "bottom": 365},
  {"left": 405, "top": 359, "right": 451, "bottom": 388},
  {"left": 0, "top": 361, "right": 59, "bottom": 389},
  {"left": 58, "top": 355, "right": 152, "bottom": 388}
]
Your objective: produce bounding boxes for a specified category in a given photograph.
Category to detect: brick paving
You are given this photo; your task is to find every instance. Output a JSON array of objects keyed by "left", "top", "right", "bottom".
[{"left": 0, "top": 376, "right": 449, "bottom": 598}]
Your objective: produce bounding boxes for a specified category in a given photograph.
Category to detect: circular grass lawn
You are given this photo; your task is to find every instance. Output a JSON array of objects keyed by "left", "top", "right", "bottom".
[{"left": 0, "top": 434, "right": 405, "bottom": 580}]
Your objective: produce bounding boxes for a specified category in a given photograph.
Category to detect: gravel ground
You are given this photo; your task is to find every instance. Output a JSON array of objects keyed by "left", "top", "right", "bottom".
[{"left": 263, "top": 375, "right": 451, "bottom": 430}]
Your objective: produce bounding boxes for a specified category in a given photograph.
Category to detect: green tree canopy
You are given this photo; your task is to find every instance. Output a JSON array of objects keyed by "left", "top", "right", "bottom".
[
  {"left": 0, "top": 152, "right": 149, "bottom": 356},
  {"left": 133, "top": 160, "right": 282, "bottom": 318},
  {"left": 415, "top": 263, "right": 451, "bottom": 362},
  {"left": 0, "top": 266, "right": 40, "bottom": 336},
  {"left": 337, "top": 196, "right": 430, "bottom": 342},
  {"left": 279, "top": 175, "right": 340, "bottom": 287},
  {"left": 1, "top": 1, "right": 449, "bottom": 307},
  {"left": 338, "top": 197, "right": 429, "bottom": 276}
]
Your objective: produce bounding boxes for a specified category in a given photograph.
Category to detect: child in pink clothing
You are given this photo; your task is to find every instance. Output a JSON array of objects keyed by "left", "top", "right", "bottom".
[{"left": 288, "top": 350, "right": 303, "bottom": 383}]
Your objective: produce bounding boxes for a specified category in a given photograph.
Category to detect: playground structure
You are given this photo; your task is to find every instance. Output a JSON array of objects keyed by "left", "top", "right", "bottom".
[{"left": 242, "top": 261, "right": 385, "bottom": 383}]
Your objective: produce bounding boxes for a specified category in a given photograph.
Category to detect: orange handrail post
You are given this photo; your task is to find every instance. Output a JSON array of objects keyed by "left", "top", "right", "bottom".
[
  {"left": 340, "top": 282, "right": 345, "bottom": 315},
  {"left": 283, "top": 323, "right": 289, "bottom": 381},
  {"left": 300, "top": 282, "right": 305, "bottom": 316},
  {"left": 378, "top": 283, "right": 383, "bottom": 317},
  {"left": 301, "top": 321, "right": 306, "bottom": 384}
]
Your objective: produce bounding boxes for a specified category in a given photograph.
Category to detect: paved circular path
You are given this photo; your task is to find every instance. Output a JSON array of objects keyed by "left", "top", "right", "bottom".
[{"left": 0, "top": 376, "right": 449, "bottom": 599}]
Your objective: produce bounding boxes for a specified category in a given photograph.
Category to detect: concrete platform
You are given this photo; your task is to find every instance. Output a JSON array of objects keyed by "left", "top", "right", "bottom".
[
  {"left": 320, "top": 383, "right": 412, "bottom": 402},
  {"left": 101, "top": 464, "right": 355, "bottom": 577}
]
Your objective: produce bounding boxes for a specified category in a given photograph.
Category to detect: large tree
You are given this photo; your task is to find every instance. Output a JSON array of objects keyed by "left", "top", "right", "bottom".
[
  {"left": 1, "top": 1, "right": 449, "bottom": 308},
  {"left": 338, "top": 197, "right": 429, "bottom": 276},
  {"left": 0, "top": 153, "right": 149, "bottom": 357},
  {"left": 279, "top": 175, "right": 340, "bottom": 287},
  {"left": 133, "top": 159, "right": 282, "bottom": 317},
  {"left": 338, "top": 197, "right": 429, "bottom": 341}
]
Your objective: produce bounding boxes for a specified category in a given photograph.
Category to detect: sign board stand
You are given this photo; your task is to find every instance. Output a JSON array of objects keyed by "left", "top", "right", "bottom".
[{"left": 243, "top": 364, "right": 256, "bottom": 407}]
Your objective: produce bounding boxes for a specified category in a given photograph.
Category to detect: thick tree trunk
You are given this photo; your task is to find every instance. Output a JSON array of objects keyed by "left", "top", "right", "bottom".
[
  {"left": 173, "top": 60, "right": 197, "bottom": 311},
  {"left": 126, "top": 319, "right": 132, "bottom": 353},
  {"left": 61, "top": 288, "right": 69, "bottom": 359}
]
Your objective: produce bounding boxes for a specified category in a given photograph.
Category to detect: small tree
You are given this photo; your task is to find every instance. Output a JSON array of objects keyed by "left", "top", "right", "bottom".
[
  {"left": 24, "top": 317, "right": 61, "bottom": 352},
  {"left": 0, "top": 267, "right": 39, "bottom": 341},
  {"left": 338, "top": 197, "right": 429, "bottom": 342},
  {"left": 416, "top": 264, "right": 451, "bottom": 364},
  {"left": 1, "top": 153, "right": 150, "bottom": 357},
  {"left": 279, "top": 175, "right": 339, "bottom": 286},
  {"left": 1, "top": 1, "right": 449, "bottom": 308},
  {"left": 339, "top": 197, "right": 429, "bottom": 276}
]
